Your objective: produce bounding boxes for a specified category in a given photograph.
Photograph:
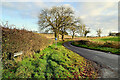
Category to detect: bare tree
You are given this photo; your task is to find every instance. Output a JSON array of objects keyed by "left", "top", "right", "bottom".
[
  {"left": 97, "top": 28, "right": 102, "bottom": 37},
  {"left": 59, "top": 26, "right": 69, "bottom": 41},
  {"left": 78, "top": 25, "right": 83, "bottom": 36},
  {"left": 59, "top": 27, "right": 68, "bottom": 41},
  {"left": 78, "top": 24, "right": 90, "bottom": 37},
  {"left": 84, "top": 26, "right": 90, "bottom": 37},
  {"left": 38, "top": 6, "right": 81, "bottom": 40},
  {"left": 0, "top": 20, "right": 16, "bottom": 29},
  {"left": 0, "top": 21, "right": 9, "bottom": 27},
  {"left": 108, "top": 31, "right": 112, "bottom": 36},
  {"left": 59, "top": 17, "right": 80, "bottom": 40},
  {"left": 69, "top": 26, "right": 77, "bottom": 39},
  {"left": 84, "top": 30, "right": 90, "bottom": 37}
]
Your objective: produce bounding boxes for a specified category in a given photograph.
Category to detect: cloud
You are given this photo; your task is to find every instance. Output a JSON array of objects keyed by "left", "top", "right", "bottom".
[
  {"left": 91, "top": 3, "right": 117, "bottom": 16},
  {"left": 1, "top": 2, "right": 48, "bottom": 19},
  {"left": 1, "top": 0, "right": 119, "bottom": 2},
  {"left": 33, "top": 2, "right": 47, "bottom": 8},
  {"left": 62, "top": 4, "right": 75, "bottom": 11},
  {"left": 1, "top": 0, "right": 65, "bottom": 2},
  {"left": 79, "top": 2, "right": 117, "bottom": 17},
  {"left": 79, "top": 15, "right": 87, "bottom": 19},
  {"left": 1, "top": 2, "right": 118, "bottom": 36},
  {"left": 2, "top": 2, "right": 33, "bottom": 10},
  {"left": 1, "top": 0, "right": 42, "bottom": 2},
  {"left": 62, "top": 4, "right": 71, "bottom": 7},
  {"left": 75, "top": 2, "right": 118, "bottom": 36}
]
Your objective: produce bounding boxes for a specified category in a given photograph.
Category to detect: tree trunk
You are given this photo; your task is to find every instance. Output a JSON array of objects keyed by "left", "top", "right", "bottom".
[
  {"left": 85, "top": 33, "right": 87, "bottom": 37},
  {"left": 72, "top": 32, "right": 75, "bottom": 39},
  {"left": 98, "top": 35, "right": 100, "bottom": 37},
  {"left": 55, "top": 30, "right": 59, "bottom": 40},
  {"left": 62, "top": 34, "right": 64, "bottom": 41},
  {"left": 72, "top": 35, "right": 74, "bottom": 39}
]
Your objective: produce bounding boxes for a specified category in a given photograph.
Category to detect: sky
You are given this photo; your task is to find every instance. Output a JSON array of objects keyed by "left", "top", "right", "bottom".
[{"left": 0, "top": 0, "right": 119, "bottom": 36}]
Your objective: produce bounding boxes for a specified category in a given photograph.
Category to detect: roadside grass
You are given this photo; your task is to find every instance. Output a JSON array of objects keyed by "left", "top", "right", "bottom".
[
  {"left": 2, "top": 41, "right": 98, "bottom": 79},
  {"left": 92, "top": 36, "right": 119, "bottom": 42},
  {"left": 72, "top": 40, "right": 120, "bottom": 55}
]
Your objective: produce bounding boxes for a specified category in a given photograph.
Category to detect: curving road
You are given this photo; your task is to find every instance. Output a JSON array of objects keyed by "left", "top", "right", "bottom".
[{"left": 63, "top": 41, "right": 119, "bottom": 78}]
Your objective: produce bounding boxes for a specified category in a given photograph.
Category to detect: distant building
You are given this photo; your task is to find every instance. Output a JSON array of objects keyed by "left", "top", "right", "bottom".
[
  {"left": 116, "top": 33, "right": 120, "bottom": 36},
  {"left": 109, "top": 32, "right": 120, "bottom": 36}
]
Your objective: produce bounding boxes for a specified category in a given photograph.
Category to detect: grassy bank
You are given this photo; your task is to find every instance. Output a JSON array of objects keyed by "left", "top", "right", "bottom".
[
  {"left": 92, "top": 36, "right": 119, "bottom": 42},
  {"left": 72, "top": 40, "right": 120, "bottom": 55},
  {"left": 2, "top": 42, "right": 98, "bottom": 79}
]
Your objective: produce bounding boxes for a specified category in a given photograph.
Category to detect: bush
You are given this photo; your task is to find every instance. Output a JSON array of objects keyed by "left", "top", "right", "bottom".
[
  {"left": 78, "top": 40, "right": 90, "bottom": 45},
  {"left": 102, "top": 42, "right": 113, "bottom": 48},
  {"left": 2, "top": 27, "right": 53, "bottom": 60}
]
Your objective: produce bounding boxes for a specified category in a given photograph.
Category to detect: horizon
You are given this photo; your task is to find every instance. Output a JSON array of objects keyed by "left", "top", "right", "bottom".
[{"left": 0, "top": 1, "right": 118, "bottom": 36}]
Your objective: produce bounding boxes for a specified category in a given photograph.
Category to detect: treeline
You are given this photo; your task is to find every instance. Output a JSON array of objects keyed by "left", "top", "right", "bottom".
[{"left": 38, "top": 6, "right": 92, "bottom": 41}]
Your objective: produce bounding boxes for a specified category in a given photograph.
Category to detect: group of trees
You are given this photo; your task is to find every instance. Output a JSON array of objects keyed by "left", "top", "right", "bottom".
[
  {"left": 0, "top": 21, "right": 16, "bottom": 28},
  {"left": 78, "top": 24, "right": 90, "bottom": 37},
  {"left": 109, "top": 31, "right": 120, "bottom": 36},
  {"left": 38, "top": 6, "right": 91, "bottom": 41},
  {"left": 0, "top": 21, "right": 32, "bottom": 32},
  {"left": 97, "top": 28, "right": 102, "bottom": 37},
  {"left": 1, "top": 6, "right": 102, "bottom": 40}
]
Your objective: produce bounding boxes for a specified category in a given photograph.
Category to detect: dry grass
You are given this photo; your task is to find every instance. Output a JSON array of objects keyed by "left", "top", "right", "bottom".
[
  {"left": 38, "top": 33, "right": 74, "bottom": 40},
  {"left": 71, "top": 36, "right": 119, "bottom": 46},
  {"left": 72, "top": 39, "right": 120, "bottom": 54}
]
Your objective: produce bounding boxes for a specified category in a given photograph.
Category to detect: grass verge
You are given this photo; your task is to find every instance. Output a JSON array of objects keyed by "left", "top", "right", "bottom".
[
  {"left": 2, "top": 41, "right": 98, "bottom": 79},
  {"left": 92, "top": 36, "right": 120, "bottom": 42},
  {"left": 71, "top": 41, "right": 120, "bottom": 55}
]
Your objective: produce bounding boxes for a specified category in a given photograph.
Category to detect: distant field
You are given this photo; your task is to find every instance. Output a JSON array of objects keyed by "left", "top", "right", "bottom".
[
  {"left": 38, "top": 34, "right": 120, "bottom": 42},
  {"left": 38, "top": 33, "right": 73, "bottom": 40},
  {"left": 92, "top": 36, "right": 119, "bottom": 42},
  {"left": 71, "top": 36, "right": 120, "bottom": 55}
]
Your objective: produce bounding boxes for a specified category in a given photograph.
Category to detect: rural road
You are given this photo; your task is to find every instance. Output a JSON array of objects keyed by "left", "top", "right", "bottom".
[{"left": 63, "top": 41, "right": 119, "bottom": 78}]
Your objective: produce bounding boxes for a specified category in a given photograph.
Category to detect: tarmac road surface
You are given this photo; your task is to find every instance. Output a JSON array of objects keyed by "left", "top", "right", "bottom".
[{"left": 63, "top": 41, "right": 119, "bottom": 78}]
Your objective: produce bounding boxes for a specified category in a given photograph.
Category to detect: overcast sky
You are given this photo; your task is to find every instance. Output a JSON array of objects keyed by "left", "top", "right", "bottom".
[{"left": 0, "top": 1, "right": 118, "bottom": 36}]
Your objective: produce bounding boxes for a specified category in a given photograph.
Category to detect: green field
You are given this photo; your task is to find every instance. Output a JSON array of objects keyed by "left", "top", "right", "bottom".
[
  {"left": 2, "top": 42, "right": 98, "bottom": 79},
  {"left": 93, "top": 36, "right": 119, "bottom": 42},
  {"left": 72, "top": 39, "right": 120, "bottom": 55},
  {"left": 72, "top": 42, "right": 119, "bottom": 54}
]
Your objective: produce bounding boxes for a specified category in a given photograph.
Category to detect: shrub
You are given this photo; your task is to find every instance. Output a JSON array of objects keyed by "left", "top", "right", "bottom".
[
  {"left": 48, "top": 60, "right": 58, "bottom": 69},
  {"left": 2, "top": 27, "right": 53, "bottom": 60},
  {"left": 102, "top": 42, "right": 113, "bottom": 48},
  {"left": 78, "top": 40, "right": 90, "bottom": 45}
]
